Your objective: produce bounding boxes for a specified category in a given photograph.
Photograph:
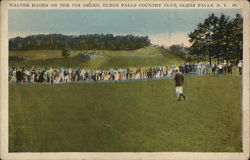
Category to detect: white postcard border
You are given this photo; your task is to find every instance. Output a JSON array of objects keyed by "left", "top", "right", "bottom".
[{"left": 1, "top": 0, "right": 249, "bottom": 160}]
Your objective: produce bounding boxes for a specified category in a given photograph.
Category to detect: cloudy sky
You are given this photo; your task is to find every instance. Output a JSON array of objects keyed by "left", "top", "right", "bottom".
[{"left": 9, "top": 9, "right": 241, "bottom": 47}]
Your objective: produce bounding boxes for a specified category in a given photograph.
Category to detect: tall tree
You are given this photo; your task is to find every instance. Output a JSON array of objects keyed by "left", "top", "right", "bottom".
[
  {"left": 188, "top": 13, "right": 243, "bottom": 64},
  {"left": 61, "top": 47, "right": 71, "bottom": 58}
]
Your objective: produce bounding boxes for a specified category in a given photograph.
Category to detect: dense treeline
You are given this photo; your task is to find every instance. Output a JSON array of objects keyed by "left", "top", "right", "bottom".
[
  {"left": 167, "top": 45, "right": 189, "bottom": 59},
  {"left": 9, "top": 34, "right": 151, "bottom": 51},
  {"left": 188, "top": 13, "right": 243, "bottom": 64}
]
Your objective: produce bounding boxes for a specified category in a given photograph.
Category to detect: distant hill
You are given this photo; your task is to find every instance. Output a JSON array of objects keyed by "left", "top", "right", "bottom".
[{"left": 9, "top": 46, "right": 185, "bottom": 69}]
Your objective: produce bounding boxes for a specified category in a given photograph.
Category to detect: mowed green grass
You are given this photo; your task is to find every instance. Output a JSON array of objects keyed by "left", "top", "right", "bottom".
[
  {"left": 9, "top": 47, "right": 184, "bottom": 69},
  {"left": 9, "top": 75, "right": 242, "bottom": 152}
]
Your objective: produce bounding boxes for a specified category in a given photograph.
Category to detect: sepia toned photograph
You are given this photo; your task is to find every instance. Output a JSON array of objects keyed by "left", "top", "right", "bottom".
[{"left": 1, "top": 0, "right": 250, "bottom": 160}]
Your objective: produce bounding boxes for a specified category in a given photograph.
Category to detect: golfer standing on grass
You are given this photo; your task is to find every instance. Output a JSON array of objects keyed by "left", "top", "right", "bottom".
[{"left": 174, "top": 69, "right": 185, "bottom": 101}]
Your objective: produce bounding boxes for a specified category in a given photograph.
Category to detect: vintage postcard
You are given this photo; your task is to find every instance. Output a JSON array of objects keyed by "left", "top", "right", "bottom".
[{"left": 0, "top": 0, "right": 249, "bottom": 160}]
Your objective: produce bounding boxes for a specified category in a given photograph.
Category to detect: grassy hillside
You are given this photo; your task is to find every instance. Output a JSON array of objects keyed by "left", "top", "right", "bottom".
[
  {"left": 9, "top": 46, "right": 184, "bottom": 69},
  {"left": 9, "top": 74, "right": 242, "bottom": 152}
]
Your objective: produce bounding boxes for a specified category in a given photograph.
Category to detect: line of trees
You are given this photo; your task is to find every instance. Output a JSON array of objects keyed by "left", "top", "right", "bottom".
[
  {"left": 188, "top": 13, "right": 243, "bottom": 64},
  {"left": 9, "top": 34, "right": 151, "bottom": 51}
]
